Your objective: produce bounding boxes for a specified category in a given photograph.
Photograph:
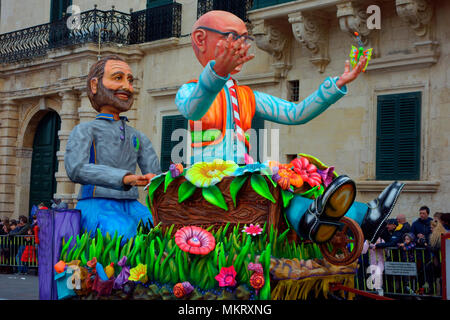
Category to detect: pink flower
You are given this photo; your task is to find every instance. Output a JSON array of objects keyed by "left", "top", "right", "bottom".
[
  {"left": 242, "top": 224, "right": 263, "bottom": 236},
  {"left": 215, "top": 266, "right": 237, "bottom": 287},
  {"left": 291, "top": 157, "right": 322, "bottom": 189},
  {"left": 247, "top": 262, "right": 263, "bottom": 274},
  {"left": 174, "top": 226, "right": 216, "bottom": 255}
]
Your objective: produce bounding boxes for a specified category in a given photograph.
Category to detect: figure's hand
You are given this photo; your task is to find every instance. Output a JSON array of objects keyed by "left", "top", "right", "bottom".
[
  {"left": 336, "top": 56, "right": 367, "bottom": 89},
  {"left": 123, "top": 174, "right": 152, "bottom": 187},
  {"left": 213, "top": 35, "right": 255, "bottom": 77}
]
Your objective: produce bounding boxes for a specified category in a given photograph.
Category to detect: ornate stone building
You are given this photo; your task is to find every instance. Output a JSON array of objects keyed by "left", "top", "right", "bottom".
[{"left": 0, "top": 0, "right": 448, "bottom": 223}]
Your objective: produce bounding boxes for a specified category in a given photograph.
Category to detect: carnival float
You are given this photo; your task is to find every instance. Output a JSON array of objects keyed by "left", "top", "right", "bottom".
[{"left": 41, "top": 155, "right": 363, "bottom": 301}]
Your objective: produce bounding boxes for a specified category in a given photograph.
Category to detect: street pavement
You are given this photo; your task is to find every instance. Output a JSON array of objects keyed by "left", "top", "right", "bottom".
[{"left": 0, "top": 273, "right": 39, "bottom": 300}]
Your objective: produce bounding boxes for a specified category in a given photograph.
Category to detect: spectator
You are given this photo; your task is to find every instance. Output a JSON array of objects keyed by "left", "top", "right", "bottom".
[
  {"left": 396, "top": 214, "right": 411, "bottom": 233},
  {"left": 9, "top": 220, "right": 17, "bottom": 232},
  {"left": 398, "top": 233, "right": 416, "bottom": 261},
  {"left": 429, "top": 218, "right": 447, "bottom": 251},
  {"left": 20, "top": 228, "right": 36, "bottom": 272},
  {"left": 38, "top": 202, "right": 49, "bottom": 210},
  {"left": 411, "top": 206, "right": 432, "bottom": 247},
  {"left": 51, "top": 198, "right": 68, "bottom": 210},
  {"left": 9, "top": 215, "right": 30, "bottom": 236},
  {"left": 375, "top": 219, "right": 404, "bottom": 248},
  {"left": 440, "top": 213, "right": 450, "bottom": 231}
]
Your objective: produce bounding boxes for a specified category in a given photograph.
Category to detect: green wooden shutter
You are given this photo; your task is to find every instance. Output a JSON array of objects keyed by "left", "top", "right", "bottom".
[
  {"left": 376, "top": 92, "right": 421, "bottom": 180},
  {"left": 161, "top": 115, "right": 188, "bottom": 172},
  {"left": 147, "top": 0, "right": 173, "bottom": 8},
  {"left": 50, "top": 0, "right": 72, "bottom": 22},
  {"left": 29, "top": 112, "right": 61, "bottom": 211}
]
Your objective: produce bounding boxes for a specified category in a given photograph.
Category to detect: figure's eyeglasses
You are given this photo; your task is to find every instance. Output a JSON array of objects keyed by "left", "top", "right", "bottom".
[{"left": 195, "top": 26, "right": 254, "bottom": 43}]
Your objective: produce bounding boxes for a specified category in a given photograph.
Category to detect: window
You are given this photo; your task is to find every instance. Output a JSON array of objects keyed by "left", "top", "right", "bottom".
[
  {"left": 50, "top": 0, "right": 72, "bottom": 22},
  {"left": 288, "top": 80, "right": 299, "bottom": 102},
  {"left": 251, "top": 115, "right": 265, "bottom": 163},
  {"left": 376, "top": 92, "right": 421, "bottom": 180},
  {"left": 160, "top": 115, "right": 188, "bottom": 172}
]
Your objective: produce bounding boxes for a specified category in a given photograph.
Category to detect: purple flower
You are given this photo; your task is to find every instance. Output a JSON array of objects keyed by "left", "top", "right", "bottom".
[
  {"left": 114, "top": 256, "right": 131, "bottom": 290},
  {"left": 317, "top": 166, "right": 335, "bottom": 188}
]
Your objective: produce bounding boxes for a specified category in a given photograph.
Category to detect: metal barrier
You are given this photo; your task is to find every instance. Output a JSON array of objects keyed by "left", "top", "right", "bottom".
[
  {"left": 355, "top": 246, "right": 443, "bottom": 299},
  {"left": 0, "top": 235, "right": 38, "bottom": 270}
]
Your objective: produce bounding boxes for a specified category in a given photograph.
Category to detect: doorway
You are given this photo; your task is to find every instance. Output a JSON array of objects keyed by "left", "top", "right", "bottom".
[{"left": 28, "top": 112, "right": 61, "bottom": 211}]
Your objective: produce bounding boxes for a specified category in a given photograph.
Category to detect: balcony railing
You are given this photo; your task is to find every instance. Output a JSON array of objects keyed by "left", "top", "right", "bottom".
[
  {"left": 0, "top": 3, "right": 182, "bottom": 64},
  {"left": 197, "top": 0, "right": 254, "bottom": 22}
]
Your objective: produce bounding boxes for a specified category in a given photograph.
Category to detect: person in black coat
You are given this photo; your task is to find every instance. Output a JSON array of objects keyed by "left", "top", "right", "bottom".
[
  {"left": 411, "top": 206, "right": 432, "bottom": 247},
  {"left": 375, "top": 219, "right": 405, "bottom": 248}
]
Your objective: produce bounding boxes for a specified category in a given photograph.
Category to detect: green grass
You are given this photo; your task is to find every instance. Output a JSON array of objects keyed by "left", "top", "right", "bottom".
[{"left": 61, "top": 222, "right": 322, "bottom": 299}]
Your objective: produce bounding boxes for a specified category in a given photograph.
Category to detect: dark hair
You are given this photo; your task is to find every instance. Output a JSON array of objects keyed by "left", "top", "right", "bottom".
[
  {"left": 10, "top": 220, "right": 17, "bottom": 226},
  {"left": 87, "top": 55, "right": 126, "bottom": 112},
  {"left": 419, "top": 206, "right": 430, "bottom": 215},
  {"left": 19, "top": 215, "right": 28, "bottom": 224}
]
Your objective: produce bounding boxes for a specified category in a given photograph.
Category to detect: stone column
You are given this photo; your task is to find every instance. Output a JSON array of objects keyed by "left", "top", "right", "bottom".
[
  {"left": 55, "top": 90, "right": 79, "bottom": 208},
  {"left": 78, "top": 91, "right": 97, "bottom": 124},
  {"left": 14, "top": 147, "right": 33, "bottom": 218},
  {"left": 0, "top": 100, "right": 19, "bottom": 218}
]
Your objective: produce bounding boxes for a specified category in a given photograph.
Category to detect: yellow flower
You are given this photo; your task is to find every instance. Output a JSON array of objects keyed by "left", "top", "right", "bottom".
[
  {"left": 128, "top": 264, "right": 148, "bottom": 283},
  {"left": 185, "top": 159, "right": 238, "bottom": 187}
]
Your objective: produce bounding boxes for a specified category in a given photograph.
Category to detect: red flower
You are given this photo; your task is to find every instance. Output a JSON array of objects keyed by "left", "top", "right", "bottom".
[
  {"left": 175, "top": 226, "right": 216, "bottom": 255},
  {"left": 291, "top": 157, "right": 322, "bottom": 189},
  {"left": 250, "top": 272, "right": 265, "bottom": 290},
  {"left": 215, "top": 266, "right": 237, "bottom": 287}
]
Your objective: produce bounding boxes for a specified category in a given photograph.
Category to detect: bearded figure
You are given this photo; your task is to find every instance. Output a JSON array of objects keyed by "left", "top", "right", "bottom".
[{"left": 65, "top": 55, "right": 161, "bottom": 241}]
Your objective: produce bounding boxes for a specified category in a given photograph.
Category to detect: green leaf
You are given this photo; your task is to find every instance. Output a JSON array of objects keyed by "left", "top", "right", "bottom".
[
  {"left": 281, "top": 189, "right": 294, "bottom": 208},
  {"left": 202, "top": 185, "right": 228, "bottom": 211},
  {"left": 178, "top": 181, "right": 197, "bottom": 203},
  {"left": 298, "top": 186, "right": 320, "bottom": 199},
  {"left": 148, "top": 175, "right": 164, "bottom": 203},
  {"left": 250, "top": 174, "right": 276, "bottom": 203},
  {"left": 229, "top": 175, "right": 248, "bottom": 208},
  {"left": 164, "top": 172, "right": 175, "bottom": 193}
]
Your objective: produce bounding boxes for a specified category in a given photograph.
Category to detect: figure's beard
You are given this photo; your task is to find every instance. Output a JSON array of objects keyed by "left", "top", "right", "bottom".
[{"left": 92, "top": 81, "right": 134, "bottom": 113}]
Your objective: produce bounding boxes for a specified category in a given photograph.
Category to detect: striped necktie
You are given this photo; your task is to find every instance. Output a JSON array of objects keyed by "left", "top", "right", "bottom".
[{"left": 226, "top": 79, "right": 254, "bottom": 164}]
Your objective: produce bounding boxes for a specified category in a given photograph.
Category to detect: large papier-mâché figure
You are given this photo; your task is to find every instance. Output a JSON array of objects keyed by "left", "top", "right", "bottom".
[
  {"left": 175, "top": 11, "right": 404, "bottom": 244},
  {"left": 65, "top": 55, "right": 161, "bottom": 240}
]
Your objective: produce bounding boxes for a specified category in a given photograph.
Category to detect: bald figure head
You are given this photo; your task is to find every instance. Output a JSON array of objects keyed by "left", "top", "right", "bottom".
[{"left": 191, "top": 10, "right": 249, "bottom": 72}]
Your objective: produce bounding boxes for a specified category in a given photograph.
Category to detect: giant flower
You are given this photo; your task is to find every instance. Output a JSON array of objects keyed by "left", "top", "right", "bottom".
[
  {"left": 291, "top": 157, "right": 322, "bottom": 189},
  {"left": 175, "top": 226, "right": 216, "bottom": 255},
  {"left": 128, "top": 264, "right": 148, "bottom": 283},
  {"left": 272, "top": 166, "right": 303, "bottom": 190},
  {"left": 215, "top": 266, "right": 237, "bottom": 287},
  {"left": 185, "top": 159, "right": 238, "bottom": 187}
]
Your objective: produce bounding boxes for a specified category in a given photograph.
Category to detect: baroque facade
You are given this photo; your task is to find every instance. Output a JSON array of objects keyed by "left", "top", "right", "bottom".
[{"left": 0, "top": 0, "right": 448, "bottom": 223}]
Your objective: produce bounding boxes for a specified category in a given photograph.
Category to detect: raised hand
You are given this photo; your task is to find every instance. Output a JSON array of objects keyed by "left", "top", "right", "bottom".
[
  {"left": 213, "top": 35, "right": 254, "bottom": 77},
  {"left": 336, "top": 56, "right": 367, "bottom": 89}
]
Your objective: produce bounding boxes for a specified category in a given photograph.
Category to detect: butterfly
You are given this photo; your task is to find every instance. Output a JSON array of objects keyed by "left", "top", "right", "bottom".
[{"left": 349, "top": 32, "right": 373, "bottom": 72}]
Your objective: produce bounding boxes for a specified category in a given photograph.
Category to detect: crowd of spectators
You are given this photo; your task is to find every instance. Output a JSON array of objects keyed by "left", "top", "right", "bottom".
[{"left": 363, "top": 205, "right": 450, "bottom": 296}]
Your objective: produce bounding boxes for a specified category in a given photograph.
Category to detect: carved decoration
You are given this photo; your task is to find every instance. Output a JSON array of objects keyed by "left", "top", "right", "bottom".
[
  {"left": 288, "top": 11, "right": 330, "bottom": 73},
  {"left": 396, "top": 0, "right": 433, "bottom": 37},
  {"left": 251, "top": 19, "right": 292, "bottom": 78},
  {"left": 336, "top": 1, "right": 371, "bottom": 45}
]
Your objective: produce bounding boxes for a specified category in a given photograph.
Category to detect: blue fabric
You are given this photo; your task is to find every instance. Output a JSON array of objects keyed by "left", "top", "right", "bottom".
[
  {"left": 76, "top": 198, "right": 153, "bottom": 241},
  {"left": 285, "top": 195, "right": 368, "bottom": 235}
]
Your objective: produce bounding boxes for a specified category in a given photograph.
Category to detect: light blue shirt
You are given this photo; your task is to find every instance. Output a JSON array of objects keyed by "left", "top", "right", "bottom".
[{"left": 176, "top": 61, "right": 348, "bottom": 164}]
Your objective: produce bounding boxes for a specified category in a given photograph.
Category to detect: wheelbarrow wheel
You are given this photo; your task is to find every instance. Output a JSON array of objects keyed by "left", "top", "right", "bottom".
[{"left": 319, "top": 217, "right": 364, "bottom": 266}]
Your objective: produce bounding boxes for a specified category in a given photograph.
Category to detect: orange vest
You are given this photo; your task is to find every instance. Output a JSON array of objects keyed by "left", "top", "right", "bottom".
[{"left": 187, "top": 79, "right": 256, "bottom": 150}]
